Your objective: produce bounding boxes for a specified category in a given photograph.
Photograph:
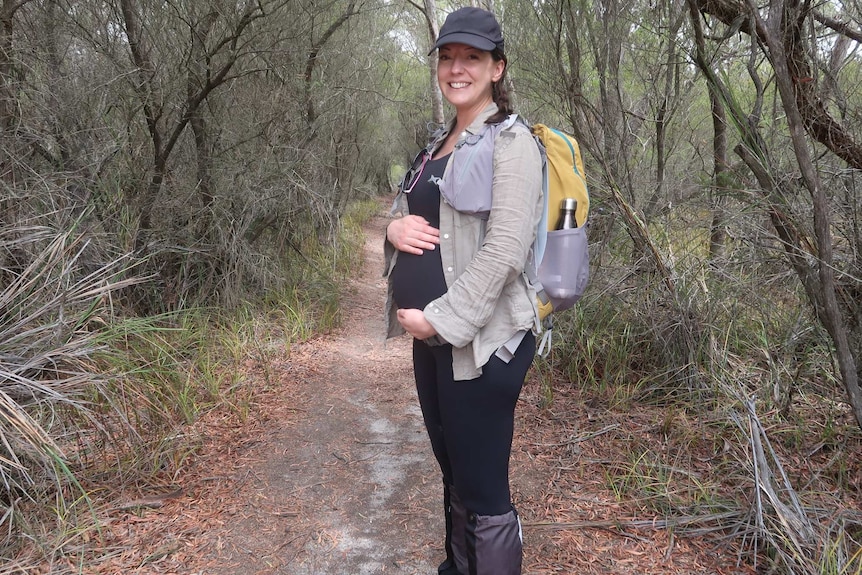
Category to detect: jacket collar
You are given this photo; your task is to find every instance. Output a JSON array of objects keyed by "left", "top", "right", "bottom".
[{"left": 430, "top": 103, "right": 499, "bottom": 152}]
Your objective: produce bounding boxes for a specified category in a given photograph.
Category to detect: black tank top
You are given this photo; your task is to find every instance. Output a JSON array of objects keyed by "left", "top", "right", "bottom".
[{"left": 391, "top": 154, "right": 450, "bottom": 311}]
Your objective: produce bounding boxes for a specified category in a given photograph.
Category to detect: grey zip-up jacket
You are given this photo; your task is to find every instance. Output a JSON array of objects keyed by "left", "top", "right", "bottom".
[{"left": 384, "top": 103, "right": 544, "bottom": 380}]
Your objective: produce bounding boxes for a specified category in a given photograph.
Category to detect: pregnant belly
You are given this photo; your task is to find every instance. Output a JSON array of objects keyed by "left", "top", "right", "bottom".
[{"left": 391, "top": 250, "right": 447, "bottom": 310}]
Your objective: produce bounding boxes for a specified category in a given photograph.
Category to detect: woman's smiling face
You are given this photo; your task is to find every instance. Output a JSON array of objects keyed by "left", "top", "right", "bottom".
[{"left": 437, "top": 43, "right": 505, "bottom": 116}]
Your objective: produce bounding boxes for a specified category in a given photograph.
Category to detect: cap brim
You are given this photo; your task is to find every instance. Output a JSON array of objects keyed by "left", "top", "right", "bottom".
[{"left": 429, "top": 32, "right": 497, "bottom": 55}]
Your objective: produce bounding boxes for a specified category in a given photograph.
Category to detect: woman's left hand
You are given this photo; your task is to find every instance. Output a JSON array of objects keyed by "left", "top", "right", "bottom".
[{"left": 397, "top": 308, "right": 438, "bottom": 340}]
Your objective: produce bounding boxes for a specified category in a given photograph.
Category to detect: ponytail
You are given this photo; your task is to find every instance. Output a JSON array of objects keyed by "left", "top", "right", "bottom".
[{"left": 486, "top": 48, "right": 512, "bottom": 124}]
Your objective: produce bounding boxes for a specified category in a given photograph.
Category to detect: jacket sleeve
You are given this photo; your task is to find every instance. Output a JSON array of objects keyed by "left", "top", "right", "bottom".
[
  {"left": 382, "top": 192, "right": 408, "bottom": 278},
  {"left": 383, "top": 192, "right": 408, "bottom": 339},
  {"left": 424, "top": 126, "right": 542, "bottom": 348}
]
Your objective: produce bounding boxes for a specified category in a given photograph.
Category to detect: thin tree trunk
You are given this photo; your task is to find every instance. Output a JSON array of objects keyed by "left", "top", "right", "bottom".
[
  {"left": 0, "top": 0, "right": 27, "bottom": 133},
  {"left": 189, "top": 11, "right": 219, "bottom": 239},
  {"left": 644, "top": 9, "right": 684, "bottom": 221},
  {"left": 422, "top": 0, "right": 444, "bottom": 125},
  {"left": 707, "top": 79, "right": 728, "bottom": 259},
  {"left": 0, "top": 0, "right": 36, "bottom": 225}
]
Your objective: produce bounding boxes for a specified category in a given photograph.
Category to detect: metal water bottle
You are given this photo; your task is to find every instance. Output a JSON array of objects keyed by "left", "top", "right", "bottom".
[{"left": 555, "top": 198, "right": 578, "bottom": 230}]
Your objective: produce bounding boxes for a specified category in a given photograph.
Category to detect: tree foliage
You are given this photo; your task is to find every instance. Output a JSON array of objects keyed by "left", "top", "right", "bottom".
[{"left": 0, "top": 0, "right": 420, "bottom": 311}]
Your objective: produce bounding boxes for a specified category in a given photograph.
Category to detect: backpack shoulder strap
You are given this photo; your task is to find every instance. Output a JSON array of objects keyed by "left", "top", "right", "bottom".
[{"left": 501, "top": 114, "right": 520, "bottom": 130}]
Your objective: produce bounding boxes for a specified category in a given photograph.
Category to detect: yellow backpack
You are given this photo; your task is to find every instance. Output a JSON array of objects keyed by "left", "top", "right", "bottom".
[
  {"left": 531, "top": 124, "right": 590, "bottom": 230},
  {"left": 521, "top": 121, "right": 591, "bottom": 354}
]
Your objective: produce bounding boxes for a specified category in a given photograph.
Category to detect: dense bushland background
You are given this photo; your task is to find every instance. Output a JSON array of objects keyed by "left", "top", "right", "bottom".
[{"left": 0, "top": 0, "right": 860, "bottom": 573}]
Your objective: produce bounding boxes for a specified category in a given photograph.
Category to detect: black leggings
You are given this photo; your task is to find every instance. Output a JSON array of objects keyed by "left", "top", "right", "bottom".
[{"left": 413, "top": 332, "right": 535, "bottom": 516}]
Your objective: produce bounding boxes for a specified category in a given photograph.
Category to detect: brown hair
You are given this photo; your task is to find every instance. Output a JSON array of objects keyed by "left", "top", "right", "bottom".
[{"left": 486, "top": 47, "right": 512, "bottom": 124}]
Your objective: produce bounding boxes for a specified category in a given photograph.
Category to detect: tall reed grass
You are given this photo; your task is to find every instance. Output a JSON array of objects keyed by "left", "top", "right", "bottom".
[{"left": 0, "top": 199, "right": 376, "bottom": 571}]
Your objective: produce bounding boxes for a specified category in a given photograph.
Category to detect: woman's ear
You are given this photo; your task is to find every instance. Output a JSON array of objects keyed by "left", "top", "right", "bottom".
[{"left": 492, "top": 60, "right": 505, "bottom": 82}]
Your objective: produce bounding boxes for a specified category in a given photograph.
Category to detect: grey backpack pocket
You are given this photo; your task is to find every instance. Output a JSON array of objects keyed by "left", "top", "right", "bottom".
[{"left": 537, "top": 227, "right": 589, "bottom": 311}]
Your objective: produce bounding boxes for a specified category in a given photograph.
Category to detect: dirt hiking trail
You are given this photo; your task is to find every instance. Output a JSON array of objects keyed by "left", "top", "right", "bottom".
[
  {"left": 198, "top": 208, "right": 442, "bottom": 574},
  {"left": 94, "top": 203, "right": 754, "bottom": 575}
]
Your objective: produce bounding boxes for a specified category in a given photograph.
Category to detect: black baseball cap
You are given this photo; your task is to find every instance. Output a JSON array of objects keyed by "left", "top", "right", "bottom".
[{"left": 430, "top": 7, "right": 504, "bottom": 54}]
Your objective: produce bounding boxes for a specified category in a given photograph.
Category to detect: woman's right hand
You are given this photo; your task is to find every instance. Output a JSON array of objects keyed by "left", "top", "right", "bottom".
[{"left": 387, "top": 215, "right": 440, "bottom": 255}]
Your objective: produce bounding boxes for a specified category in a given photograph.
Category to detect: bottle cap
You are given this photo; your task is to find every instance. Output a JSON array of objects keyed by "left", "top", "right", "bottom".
[{"left": 561, "top": 198, "right": 578, "bottom": 211}]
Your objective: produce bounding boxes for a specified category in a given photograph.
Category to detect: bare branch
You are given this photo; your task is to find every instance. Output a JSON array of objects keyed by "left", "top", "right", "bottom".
[
  {"left": 695, "top": 0, "right": 862, "bottom": 169},
  {"left": 813, "top": 10, "right": 862, "bottom": 43}
]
